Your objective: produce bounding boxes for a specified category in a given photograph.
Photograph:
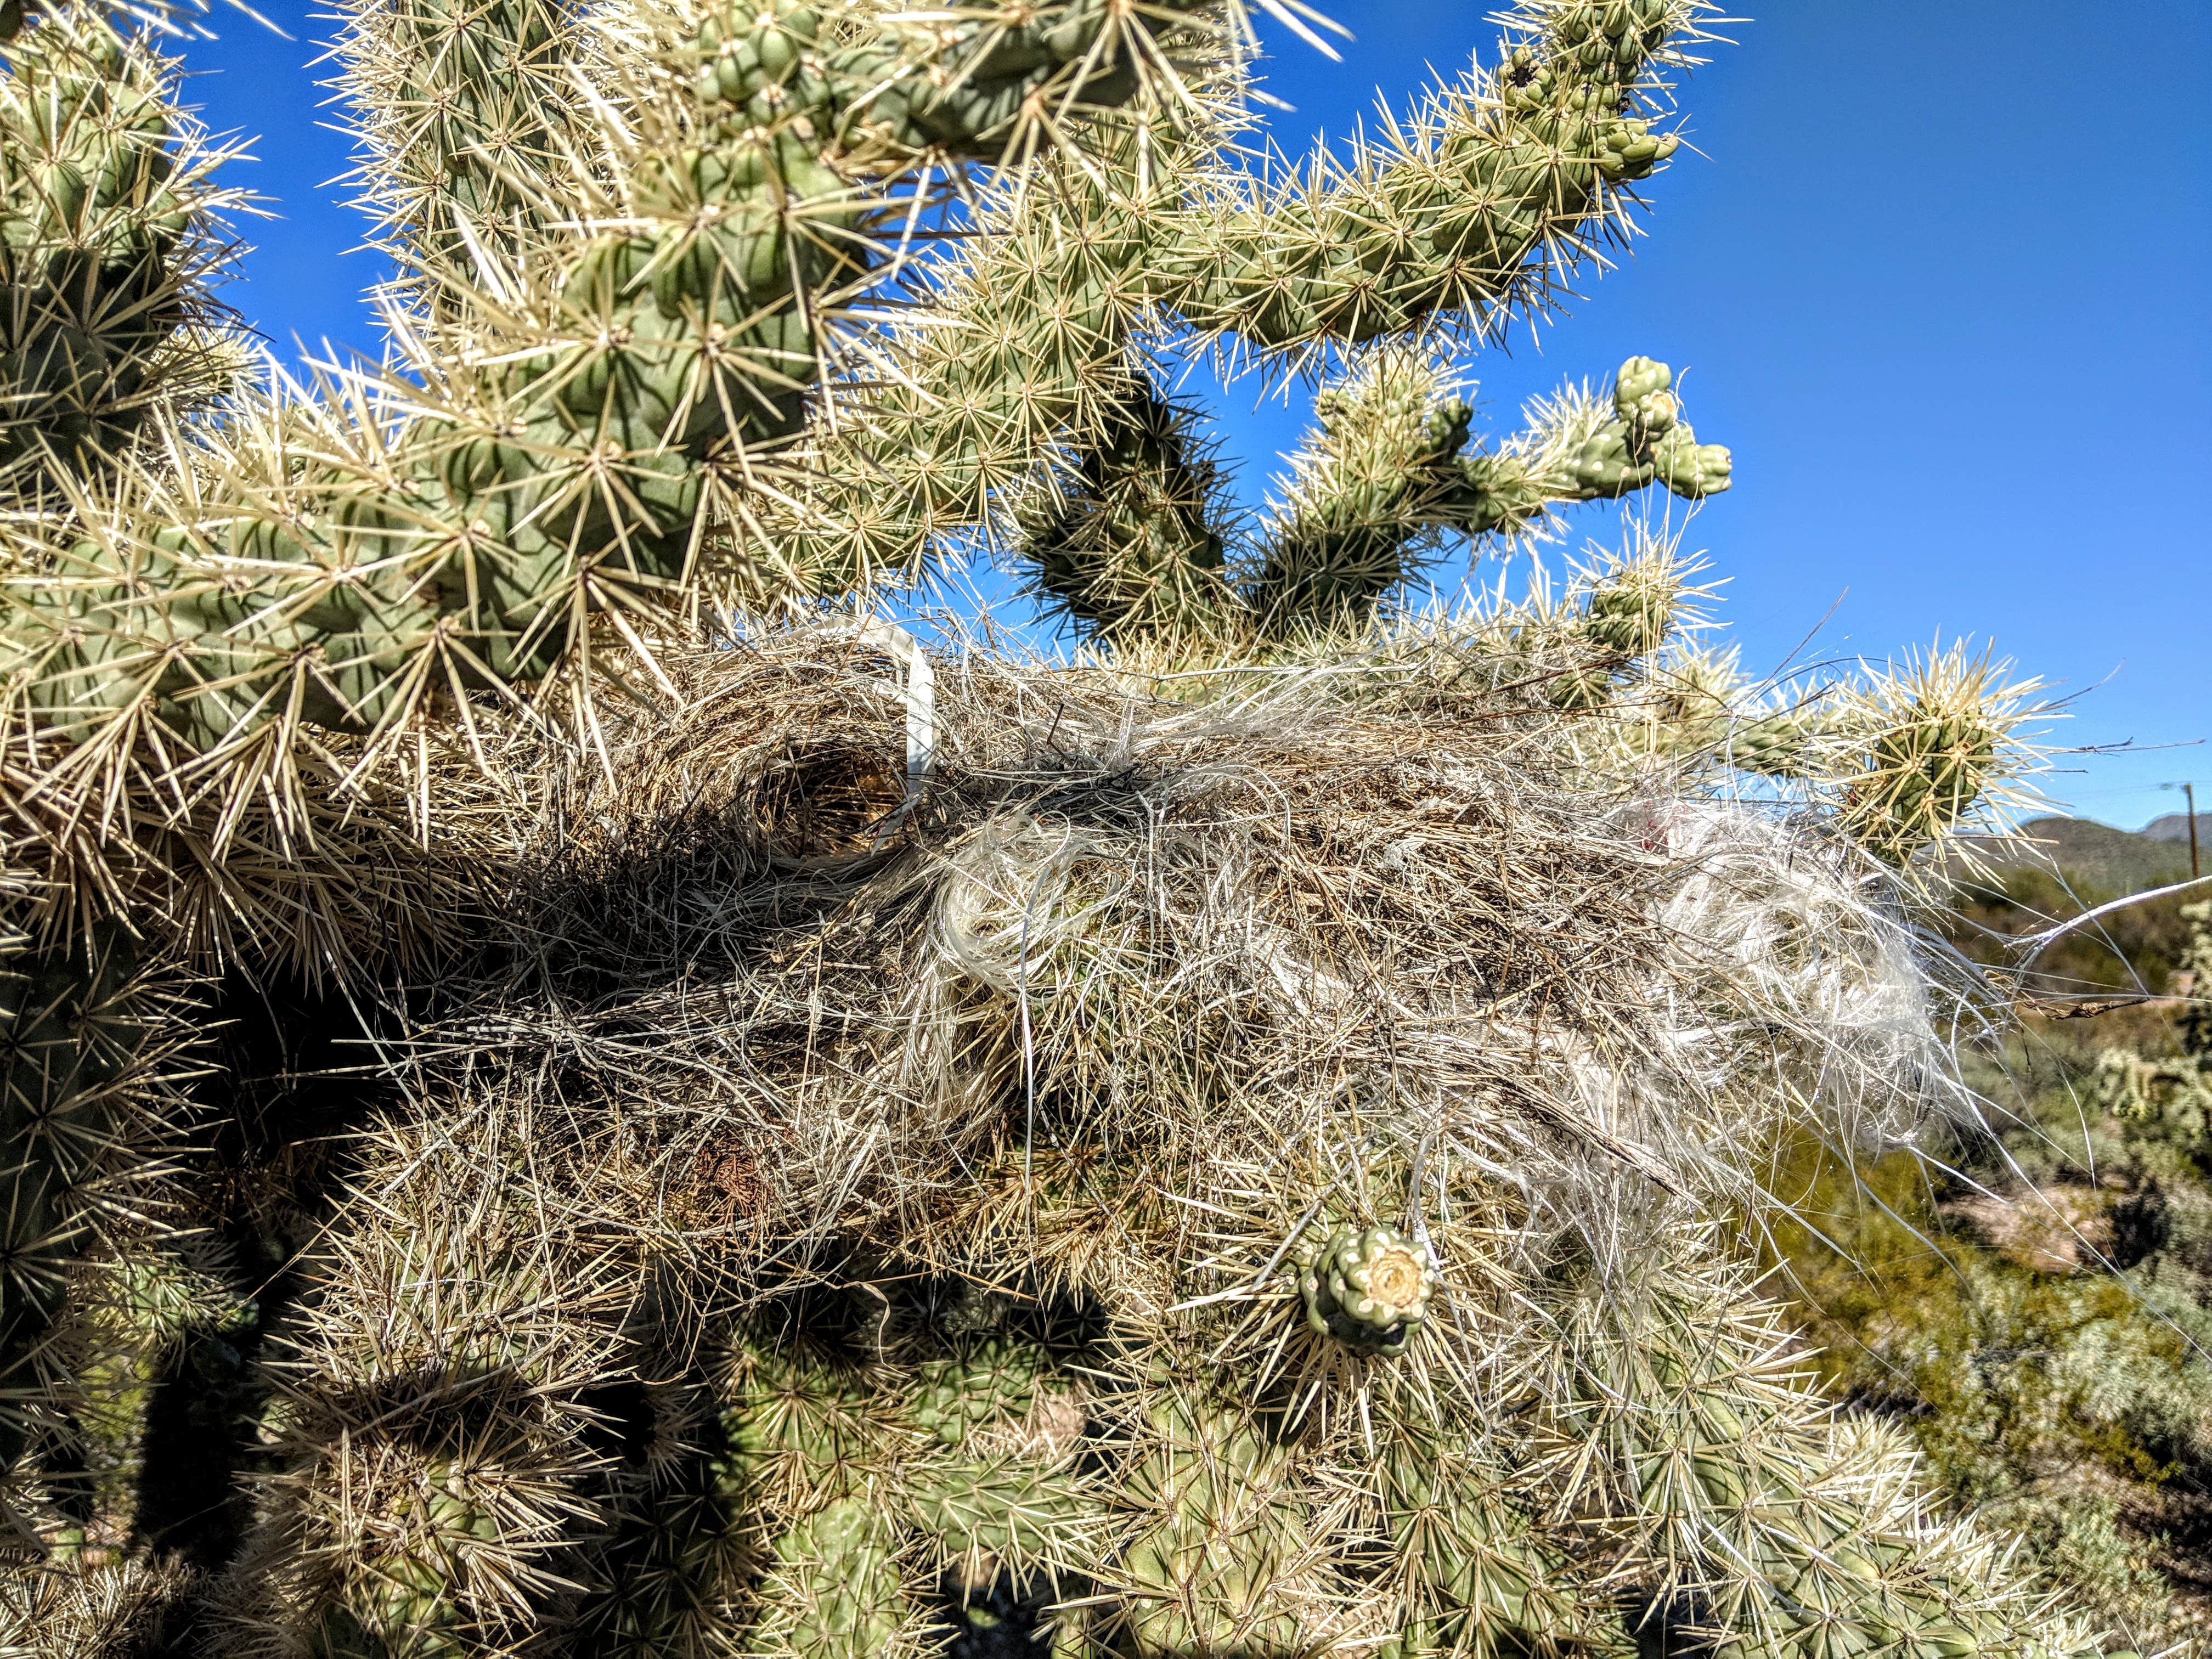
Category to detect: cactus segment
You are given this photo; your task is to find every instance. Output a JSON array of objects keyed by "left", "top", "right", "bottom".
[
  {"left": 1574, "top": 534, "right": 1709, "bottom": 667},
  {"left": 2086, "top": 899, "right": 2211, "bottom": 1175},
  {"left": 1019, "top": 381, "right": 1238, "bottom": 640},
  {"left": 1734, "top": 707, "right": 1820, "bottom": 778},
  {"left": 1850, "top": 708, "right": 2001, "bottom": 862},
  {"left": 1298, "top": 1224, "right": 1438, "bottom": 1357},
  {"left": 2181, "top": 900, "right": 2212, "bottom": 1062},
  {"left": 1252, "top": 352, "right": 1496, "bottom": 630},
  {"left": 760, "top": 1496, "right": 905, "bottom": 1659},
  {"left": 695, "top": 0, "right": 1199, "bottom": 162},
  {"left": 1827, "top": 643, "right": 2037, "bottom": 865},
  {"left": 1160, "top": 4, "right": 1699, "bottom": 351},
  {"left": 0, "top": 926, "right": 184, "bottom": 1473},
  {"left": 1250, "top": 353, "right": 1729, "bottom": 639},
  {"left": 1113, "top": 1391, "right": 1310, "bottom": 1657},
  {"left": 910, "top": 1337, "right": 1051, "bottom": 1448},
  {"left": 330, "top": 0, "right": 592, "bottom": 326},
  {"left": 302, "top": 1463, "right": 489, "bottom": 1659},
  {"left": 906, "top": 1460, "right": 1094, "bottom": 1581},
  {"left": 0, "top": 5, "right": 238, "bottom": 509},
  {"left": 1378, "top": 1433, "right": 1570, "bottom": 1658}
]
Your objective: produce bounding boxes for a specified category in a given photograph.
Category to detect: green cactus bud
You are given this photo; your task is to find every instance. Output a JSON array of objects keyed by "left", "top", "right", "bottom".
[
  {"left": 1650, "top": 423, "right": 1733, "bottom": 495},
  {"left": 1613, "top": 353, "right": 1673, "bottom": 416},
  {"left": 1298, "top": 1224, "right": 1437, "bottom": 1357},
  {"left": 1570, "top": 427, "right": 1656, "bottom": 496}
]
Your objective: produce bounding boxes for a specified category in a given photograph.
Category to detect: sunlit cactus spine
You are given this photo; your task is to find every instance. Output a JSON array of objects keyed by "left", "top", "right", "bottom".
[{"left": 0, "top": 0, "right": 2105, "bottom": 1656}]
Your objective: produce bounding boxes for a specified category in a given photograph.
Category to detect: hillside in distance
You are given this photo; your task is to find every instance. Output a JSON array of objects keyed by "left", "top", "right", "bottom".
[
  {"left": 1773, "top": 815, "right": 2212, "bottom": 1647},
  {"left": 2143, "top": 810, "right": 2212, "bottom": 847},
  {"left": 1960, "top": 815, "right": 2198, "bottom": 898},
  {"left": 1944, "top": 816, "right": 2202, "bottom": 997}
]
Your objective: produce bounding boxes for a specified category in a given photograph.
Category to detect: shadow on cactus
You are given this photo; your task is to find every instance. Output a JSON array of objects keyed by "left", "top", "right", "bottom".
[{"left": 0, "top": 1, "right": 2123, "bottom": 1656}]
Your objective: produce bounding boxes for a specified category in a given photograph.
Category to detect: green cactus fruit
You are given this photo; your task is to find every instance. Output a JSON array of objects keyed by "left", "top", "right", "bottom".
[
  {"left": 1297, "top": 1224, "right": 1438, "bottom": 1356},
  {"left": 1595, "top": 118, "right": 1678, "bottom": 180},
  {"left": 1613, "top": 354, "right": 1675, "bottom": 424},
  {"left": 1568, "top": 425, "right": 1658, "bottom": 498},
  {"left": 1650, "top": 423, "right": 1734, "bottom": 496}
]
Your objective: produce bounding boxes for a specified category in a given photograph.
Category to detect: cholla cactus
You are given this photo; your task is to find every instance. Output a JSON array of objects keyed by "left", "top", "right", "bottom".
[
  {"left": 2180, "top": 899, "right": 2212, "bottom": 1063},
  {"left": 0, "top": 0, "right": 2105, "bottom": 1655},
  {"left": 1556, "top": 620, "right": 2047, "bottom": 870},
  {"left": 2092, "top": 901, "right": 2212, "bottom": 1130}
]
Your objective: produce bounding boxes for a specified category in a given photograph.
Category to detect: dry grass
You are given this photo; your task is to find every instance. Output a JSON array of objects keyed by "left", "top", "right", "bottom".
[{"left": 405, "top": 625, "right": 1972, "bottom": 1304}]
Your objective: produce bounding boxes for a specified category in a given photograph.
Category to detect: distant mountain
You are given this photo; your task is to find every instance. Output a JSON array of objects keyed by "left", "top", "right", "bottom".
[
  {"left": 1942, "top": 816, "right": 2202, "bottom": 994},
  {"left": 2142, "top": 811, "right": 2212, "bottom": 846},
  {"left": 1953, "top": 815, "right": 2196, "bottom": 898}
]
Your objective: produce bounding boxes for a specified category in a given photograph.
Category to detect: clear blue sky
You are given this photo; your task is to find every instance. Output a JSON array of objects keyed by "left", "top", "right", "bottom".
[{"left": 162, "top": 2, "right": 2209, "bottom": 831}]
